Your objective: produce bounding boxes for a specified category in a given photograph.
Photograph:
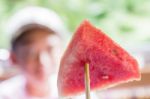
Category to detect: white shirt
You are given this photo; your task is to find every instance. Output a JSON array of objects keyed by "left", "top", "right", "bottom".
[{"left": 0, "top": 75, "right": 58, "bottom": 99}]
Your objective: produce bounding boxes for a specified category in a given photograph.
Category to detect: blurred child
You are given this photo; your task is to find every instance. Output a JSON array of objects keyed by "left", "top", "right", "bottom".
[{"left": 0, "top": 6, "right": 68, "bottom": 99}]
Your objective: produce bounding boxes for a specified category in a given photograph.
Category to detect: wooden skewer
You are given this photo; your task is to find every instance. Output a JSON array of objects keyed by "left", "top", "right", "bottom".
[{"left": 84, "top": 63, "right": 91, "bottom": 99}]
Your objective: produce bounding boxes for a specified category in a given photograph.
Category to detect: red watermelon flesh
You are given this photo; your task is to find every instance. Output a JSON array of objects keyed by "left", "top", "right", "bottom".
[{"left": 58, "top": 20, "right": 140, "bottom": 97}]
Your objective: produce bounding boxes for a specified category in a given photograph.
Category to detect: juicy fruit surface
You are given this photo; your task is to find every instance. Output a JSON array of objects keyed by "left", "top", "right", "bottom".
[{"left": 58, "top": 20, "right": 140, "bottom": 97}]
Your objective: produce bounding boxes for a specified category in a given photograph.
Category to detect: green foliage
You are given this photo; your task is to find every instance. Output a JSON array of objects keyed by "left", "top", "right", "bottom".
[{"left": 0, "top": 0, "right": 150, "bottom": 48}]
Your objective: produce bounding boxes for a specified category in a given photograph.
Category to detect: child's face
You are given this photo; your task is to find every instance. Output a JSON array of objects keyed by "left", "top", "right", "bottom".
[{"left": 14, "top": 29, "right": 61, "bottom": 83}]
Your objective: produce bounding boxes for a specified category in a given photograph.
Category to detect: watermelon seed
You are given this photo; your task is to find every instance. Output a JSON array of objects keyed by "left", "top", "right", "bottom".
[{"left": 112, "top": 49, "right": 118, "bottom": 55}]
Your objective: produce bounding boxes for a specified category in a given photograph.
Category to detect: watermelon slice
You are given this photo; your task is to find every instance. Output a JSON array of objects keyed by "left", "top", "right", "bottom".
[{"left": 57, "top": 20, "right": 140, "bottom": 97}]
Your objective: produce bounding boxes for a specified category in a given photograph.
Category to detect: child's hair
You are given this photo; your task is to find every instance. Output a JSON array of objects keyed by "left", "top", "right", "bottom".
[{"left": 11, "top": 25, "right": 55, "bottom": 52}]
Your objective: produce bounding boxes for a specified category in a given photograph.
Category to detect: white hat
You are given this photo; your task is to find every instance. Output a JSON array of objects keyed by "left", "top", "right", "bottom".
[{"left": 6, "top": 6, "right": 69, "bottom": 43}]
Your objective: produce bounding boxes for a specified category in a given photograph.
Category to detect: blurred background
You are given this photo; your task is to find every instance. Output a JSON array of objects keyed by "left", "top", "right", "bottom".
[{"left": 0, "top": 0, "right": 150, "bottom": 99}]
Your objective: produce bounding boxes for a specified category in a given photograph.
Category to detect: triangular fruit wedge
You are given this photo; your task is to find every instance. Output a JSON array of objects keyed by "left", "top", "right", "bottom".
[{"left": 57, "top": 20, "right": 140, "bottom": 97}]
